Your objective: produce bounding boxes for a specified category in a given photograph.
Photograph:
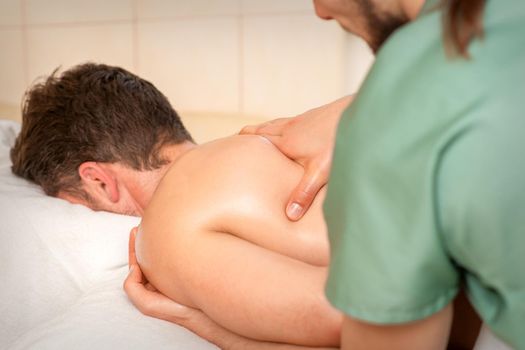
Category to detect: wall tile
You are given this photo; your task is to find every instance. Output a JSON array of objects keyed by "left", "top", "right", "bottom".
[
  {"left": 138, "top": 18, "right": 239, "bottom": 114},
  {"left": 243, "top": 15, "right": 346, "bottom": 118},
  {"left": 26, "top": 24, "right": 133, "bottom": 83},
  {"left": 0, "top": 29, "right": 26, "bottom": 109},
  {"left": 0, "top": 0, "right": 373, "bottom": 125},
  {"left": 241, "top": 0, "right": 314, "bottom": 14},
  {"left": 344, "top": 34, "right": 374, "bottom": 94},
  {"left": 25, "top": 0, "right": 132, "bottom": 24},
  {"left": 180, "top": 112, "right": 266, "bottom": 143},
  {"left": 0, "top": 0, "right": 22, "bottom": 26},
  {"left": 137, "top": 0, "right": 240, "bottom": 19}
]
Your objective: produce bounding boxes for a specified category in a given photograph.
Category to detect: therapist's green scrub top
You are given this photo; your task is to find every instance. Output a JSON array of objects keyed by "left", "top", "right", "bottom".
[{"left": 324, "top": 0, "right": 525, "bottom": 347}]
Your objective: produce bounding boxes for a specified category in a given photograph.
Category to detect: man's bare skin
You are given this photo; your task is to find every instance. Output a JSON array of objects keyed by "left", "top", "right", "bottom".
[{"left": 135, "top": 134, "right": 343, "bottom": 347}]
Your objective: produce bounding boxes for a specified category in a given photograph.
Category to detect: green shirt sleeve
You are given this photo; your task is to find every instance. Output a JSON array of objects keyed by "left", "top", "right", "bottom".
[
  {"left": 324, "top": 105, "right": 459, "bottom": 324},
  {"left": 437, "top": 90, "right": 525, "bottom": 348},
  {"left": 324, "top": 0, "right": 525, "bottom": 347}
]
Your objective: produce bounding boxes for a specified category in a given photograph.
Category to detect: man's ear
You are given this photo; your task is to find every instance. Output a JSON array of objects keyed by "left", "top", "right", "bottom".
[{"left": 78, "top": 162, "right": 120, "bottom": 203}]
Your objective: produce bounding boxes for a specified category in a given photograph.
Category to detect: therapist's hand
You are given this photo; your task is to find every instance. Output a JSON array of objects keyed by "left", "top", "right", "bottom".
[{"left": 240, "top": 95, "right": 353, "bottom": 221}]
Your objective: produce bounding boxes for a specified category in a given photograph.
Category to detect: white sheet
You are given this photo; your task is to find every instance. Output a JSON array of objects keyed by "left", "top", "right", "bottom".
[
  {"left": 0, "top": 119, "right": 511, "bottom": 350},
  {"left": 0, "top": 119, "right": 216, "bottom": 350}
]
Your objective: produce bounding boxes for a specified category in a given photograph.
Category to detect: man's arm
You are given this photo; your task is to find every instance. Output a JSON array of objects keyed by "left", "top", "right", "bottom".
[
  {"left": 125, "top": 228, "right": 339, "bottom": 349},
  {"left": 169, "top": 229, "right": 342, "bottom": 347},
  {"left": 340, "top": 306, "right": 453, "bottom": 350},
  {"left": 125, "top": 264, "right": 338, "bottom": 350}
]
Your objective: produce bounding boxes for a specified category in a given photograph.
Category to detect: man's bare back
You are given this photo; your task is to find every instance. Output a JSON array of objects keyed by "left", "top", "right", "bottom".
[{"left": 136, "top": 135, "right": 342, "bottom": 347}]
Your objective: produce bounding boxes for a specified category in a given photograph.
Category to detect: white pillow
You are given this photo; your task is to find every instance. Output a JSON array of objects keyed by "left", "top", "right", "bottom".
[
  {"left": 0, "top": 120, "right": 215, "bottom": 349},
  {"left": 0, "top": 120, "right": 138, "bottom": 344}
]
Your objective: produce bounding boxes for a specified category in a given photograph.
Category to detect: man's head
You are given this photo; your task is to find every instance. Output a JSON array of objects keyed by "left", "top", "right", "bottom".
[{"left": 11, "top": 63, "right": 195, "bottom": 216}]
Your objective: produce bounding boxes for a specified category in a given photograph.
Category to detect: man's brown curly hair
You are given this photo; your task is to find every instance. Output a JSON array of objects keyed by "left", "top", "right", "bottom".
[{"left": 10, "top": 63, "right": 193, "bottom": 200}]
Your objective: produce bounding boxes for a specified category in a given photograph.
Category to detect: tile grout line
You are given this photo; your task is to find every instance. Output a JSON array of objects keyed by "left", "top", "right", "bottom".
[
  {"left": 20, "top": 0, "right": 30, "bottom": 90},
  {"left": 0, "top": 24, "right": 23, "bottom": 30},
  {"left": 9, "top": 10, "right": 316, "bottom": 30},
  {"left": 238, "top": 0, "right": 244, "bottom": 117},
  {"left": 132, "top": 0, "right": 139, "bottom": 73},
  {"left": 128, "top": 10, "right": 313, "bottom": 22},
  {"left": 23, "top": 19, "right": 133, "bottom": 28},
  {"left": 15, "top": 10, "right": 313, "bottom": 30}
]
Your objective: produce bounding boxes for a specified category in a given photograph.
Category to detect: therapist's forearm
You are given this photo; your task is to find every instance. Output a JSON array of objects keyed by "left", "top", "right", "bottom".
[
  {"left": 321, "top": 95, "right": 354, "bottom": 124},
  {"left": 331, "top": 95, "right": 354, "bottom": 113}
]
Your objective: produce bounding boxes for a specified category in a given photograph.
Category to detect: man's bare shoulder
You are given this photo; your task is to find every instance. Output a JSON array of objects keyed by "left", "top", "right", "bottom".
[
  {"left": 172, "top": 134, "right": 297, "bottom": 181},
  {"left": 145, "top": 134, "right": 328, "bottom": 264},
  {"left": 144, "top": 134, "right": 301, "bottom": 227}
]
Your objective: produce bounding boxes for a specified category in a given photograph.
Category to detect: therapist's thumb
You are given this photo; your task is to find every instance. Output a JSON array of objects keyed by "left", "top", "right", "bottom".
[{"left": 286, "top": 166, "right": 326, "bottom": 221}]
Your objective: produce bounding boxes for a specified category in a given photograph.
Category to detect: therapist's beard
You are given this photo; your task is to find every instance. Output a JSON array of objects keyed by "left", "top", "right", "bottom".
[{"left": 357, "top": 0, "right": 410, "bottom": 53}]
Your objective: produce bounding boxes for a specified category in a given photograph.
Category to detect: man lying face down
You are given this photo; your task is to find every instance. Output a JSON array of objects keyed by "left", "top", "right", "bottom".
[{"left": 10, "top": 63, "right": 343, "bottom": 348}]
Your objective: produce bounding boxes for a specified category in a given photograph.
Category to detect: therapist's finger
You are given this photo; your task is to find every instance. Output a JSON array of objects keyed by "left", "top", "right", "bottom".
[
  {"left": 253, "top": 118, "right": 290, "bottom": 136},
  {"left": 239, "top": 124, "right": 261, "bottom": 135},
  {"left": 239, "top": 118, "right": 289, "bottom": 136},
  {"left": 128, "top": 226, "right": 138, "bottom": 269},
  {"left": 286, "top": 165, "right": 328, "bottom": 221}
]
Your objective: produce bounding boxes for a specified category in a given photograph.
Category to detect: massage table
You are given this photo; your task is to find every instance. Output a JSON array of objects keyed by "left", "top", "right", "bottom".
[{"left": 0, "top": 117, "right": 511, "bottom": 350}]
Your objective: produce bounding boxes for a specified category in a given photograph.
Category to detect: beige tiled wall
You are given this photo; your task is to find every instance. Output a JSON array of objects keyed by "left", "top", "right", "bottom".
[
  {"left": 0, "top": 0, "right": 374, "bottom": 138},
  {"left": 138, "top": 18, "right": 240, "bottom": 113},
  {"left": 242, "top": 15, "right": 346, "bottom": 117},
  {"left": 27, "top": 24, "right": 135, "bottom": 78},
  {"left": 25, "top": 0, "right": 134, "bottom": 24},
  {"left": 0, "top": 28, "right": 25, "bottom": 106}
]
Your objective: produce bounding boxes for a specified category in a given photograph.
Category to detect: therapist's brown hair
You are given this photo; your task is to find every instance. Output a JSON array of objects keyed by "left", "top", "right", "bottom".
[
  {"left": 11, "top": 63, "right": 193, "bottom": 201},
  {"left": 441, "top": 0, "right": 486, "bottom": 58}
]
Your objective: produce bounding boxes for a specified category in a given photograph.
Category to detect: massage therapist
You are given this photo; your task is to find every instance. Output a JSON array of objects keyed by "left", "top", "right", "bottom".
[
  {"left": 243, "top": 0, "right": 525, "bottom": 348},
  {"left": 127, "top": 0, "right": 525, "bottom": 348}
]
